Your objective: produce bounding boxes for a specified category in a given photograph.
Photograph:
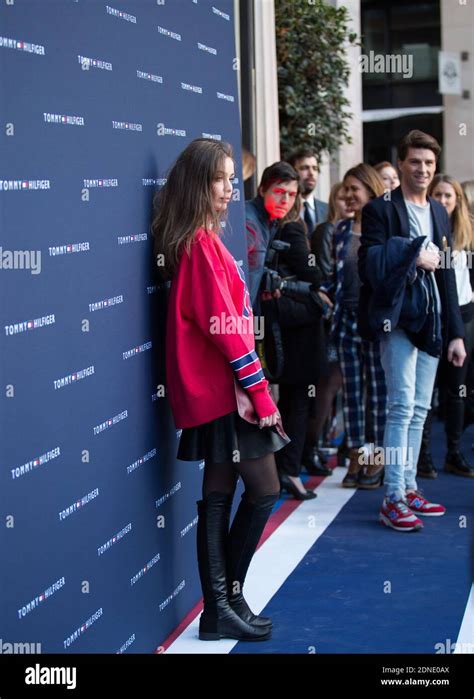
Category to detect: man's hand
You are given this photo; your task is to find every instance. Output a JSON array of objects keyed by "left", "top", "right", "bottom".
[
  {"left": 447, "top": 338, "right": 466, "bottom": 367},
  {"left": 416, "top": 248, "right": 441, "bottom": 272}
]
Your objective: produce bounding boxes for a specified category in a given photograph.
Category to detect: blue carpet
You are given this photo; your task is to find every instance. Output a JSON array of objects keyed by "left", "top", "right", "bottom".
[{"left": 232, "top": 420, "right": 474, "bottom": 653}]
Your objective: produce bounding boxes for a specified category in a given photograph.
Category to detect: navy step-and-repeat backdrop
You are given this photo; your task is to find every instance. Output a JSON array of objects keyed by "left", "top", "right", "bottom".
[{"left": 1, "top": 0, "right": 246, "bottom": 653}]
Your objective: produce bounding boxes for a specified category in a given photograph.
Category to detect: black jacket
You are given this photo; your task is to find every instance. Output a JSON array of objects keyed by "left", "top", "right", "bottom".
[
  {"left": 363, "top": 235, "right": 443, "bottom": 356},
  {"left": 311, "top": 221, "right": 335, "bottom": 283},
  {"left": 273, "top": 221, "right": 327, "bottom": 385},
  {"left": 358, "top": 187, "right": 464, "bottom": 351}
]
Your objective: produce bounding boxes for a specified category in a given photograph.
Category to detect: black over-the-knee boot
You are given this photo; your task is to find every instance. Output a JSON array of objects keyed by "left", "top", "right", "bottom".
[
  {"left": 227, "top": 493, "right": 279, "bottom": 628},
  {"left": 196, "top": 492, "right": 271, "bottom": 641}
]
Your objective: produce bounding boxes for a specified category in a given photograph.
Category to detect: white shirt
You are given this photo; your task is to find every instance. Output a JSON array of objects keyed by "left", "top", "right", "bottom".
[{"left": 452, "top": 249, "right": 473, "bottom": 305}]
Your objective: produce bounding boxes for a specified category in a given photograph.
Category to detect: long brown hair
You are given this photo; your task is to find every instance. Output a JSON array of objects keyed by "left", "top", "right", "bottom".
[
  {"left": 428, "top": 174, "right": 474, "bottom": 251},
  {"left": 327, "top": 182, "right": 344, "bottom": 224},
  {"left": 461, "top": 180, "right": 474, "bottom": 216},
  {"left": 151, "top": 138, "right": 234, "bottom": 280},
  {"left": 343, "top": 163, "right": 386, "bottom": 199}
]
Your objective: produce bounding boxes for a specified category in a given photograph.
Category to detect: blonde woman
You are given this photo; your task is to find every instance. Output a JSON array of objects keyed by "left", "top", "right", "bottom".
[{"left": 426, "top": 175, "right": 474, "bottom": 477}]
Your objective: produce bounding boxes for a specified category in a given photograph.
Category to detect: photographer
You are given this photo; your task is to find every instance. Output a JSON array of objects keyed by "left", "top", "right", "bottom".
[
  {"left": 246, "top": 163, "right": 330, "bottom": 498},
  {"left": 246, "top": 162, "right": 300, "bottom": 314},
  {"left": 269, "top": 217, "right": 330, "bottom": 499}
]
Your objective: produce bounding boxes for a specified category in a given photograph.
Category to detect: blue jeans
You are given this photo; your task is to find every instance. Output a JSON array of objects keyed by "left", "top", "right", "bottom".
[{"left": 379, "top": 329, "right": 439, "bottom": 501}]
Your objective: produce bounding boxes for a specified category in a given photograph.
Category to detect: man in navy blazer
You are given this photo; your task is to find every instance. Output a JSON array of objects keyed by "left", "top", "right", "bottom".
[
  {"left": 358, "top": 130, "right": 466, "bottom": 533},
  {"left": 287, "top": 149, "right": 328, "bottom": 238}
]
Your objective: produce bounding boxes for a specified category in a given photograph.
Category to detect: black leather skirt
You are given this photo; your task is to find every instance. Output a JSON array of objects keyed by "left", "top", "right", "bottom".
[{"left": 177, "top": 410, "right": 291, "bottom": 463}]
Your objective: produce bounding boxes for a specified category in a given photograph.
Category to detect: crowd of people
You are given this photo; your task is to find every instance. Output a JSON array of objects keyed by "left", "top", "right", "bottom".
[
  {"left": 244, "top": 131, "right": 474, "bottom": 531},
  {"left": 152, "top": 130, "right": 474, "bottom": 642}
]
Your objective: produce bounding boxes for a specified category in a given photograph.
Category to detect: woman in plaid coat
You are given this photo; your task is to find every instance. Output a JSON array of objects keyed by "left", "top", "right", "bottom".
[{"left": 321, "top": 164, "right": 388, "bottom": 488}]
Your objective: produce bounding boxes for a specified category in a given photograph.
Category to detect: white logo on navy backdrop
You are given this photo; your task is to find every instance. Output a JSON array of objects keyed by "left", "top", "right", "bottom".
[
  {"left": 106, "top": 5, "right": 136, "bottom": 24},
  {"left": 78, "top": 54, "right": 113, "bottom": 71},
  {"left": 122, "top": 341, "right": 152, "bottom": 359},
  {"left": 198, "top": 42, "right": 217, "bottom": 55},
  {"left": 112, "top": 120, "right": 143, "bottom": 131},
  {"left": 156, "top": 123, "right": 186, "bottom": 136},
  {"left": 118, "top": 233, "right": 147, "bottom": 244},
  {"left": 117, "top": 634, "right": 135, "bottom": 654},
  {"left": 142, "top": 178, "right": 167, "bottom": 186},
  {"left": 59, "top": 489, "right": 99, "bottom": 521},
  {"left": 18, "top": 578, "right": 66, "bottom": 619},
  {"left": 5, "top": 314, "right": 55, "bottom": 336},
  {"left": 157, "top": 26, "right": 181, "bottom": 41},
  {"left": 155, "top": 481, "right": 182, "bottom": 509},
  {"left": 0, "top": 36, "right": 45, "bottom": 54},
  {"left": 181, "top": 82, "right": 203, "bottom": 94},
  {"left": 49, "top": 242, "right": 90, "bottom": 256},
  {"left": 44, "top": 113, "right": 84, "bottom": 126},
  {"left": 11, "top": 447, "right": 61, "bottom": 481},
  {"left": 83, "top": 178, "right": 118, "bottom": 187},
  {"left": 54, "top": 366, "right": 95, "bottom": 390},
  {"left": 217, "top": 91, "right": 235, "bottom": 101},
  {"left": 137, "top": 70, "right": 163, "bottom": 83},
  {"left": 89, "top": 295, "right": 123, "bottom": 312},
  {"left": 0, "top": 179, "right": 50, "bottom": 191},
  {"left": 93, "top": 410, "right": 128, "bottom": 435},
  {"left": 98, "top": 524, "right": 132, "bottom": 556},
  {"left": 63, "top": 608, "right": 103, "bottom": 649},
  {"left": 126, "top": 448, "right": 157, "bottom": 475},
  {"left": 130, "top": 553, "right": 161, "bottom": 586},
  {"left": 213, "top": 6, "right": 230, "bottom": 21}
]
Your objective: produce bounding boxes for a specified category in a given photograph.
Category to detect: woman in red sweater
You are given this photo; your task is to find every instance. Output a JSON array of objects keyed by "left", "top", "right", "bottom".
[{"left": 152, "top": 138, "right": 289, "bottom": 642}]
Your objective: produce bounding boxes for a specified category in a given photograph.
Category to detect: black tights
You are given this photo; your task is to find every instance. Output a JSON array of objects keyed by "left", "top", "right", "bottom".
[{"left": 202, "top": 452, "right": 280, "bottom": 503}]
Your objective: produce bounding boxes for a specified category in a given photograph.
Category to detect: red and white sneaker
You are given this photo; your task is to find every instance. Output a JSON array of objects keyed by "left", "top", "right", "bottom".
[
  {"left": 405, "top": 490, "right": 446, "bottom": 517},
  {"left": 379, "top": 498, "right": 424, "bottom": 532}
]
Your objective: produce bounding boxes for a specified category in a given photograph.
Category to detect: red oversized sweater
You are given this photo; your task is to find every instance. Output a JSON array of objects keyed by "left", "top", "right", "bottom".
[{"left": 166, "top": 227, "right": 277, "bottom": 428}]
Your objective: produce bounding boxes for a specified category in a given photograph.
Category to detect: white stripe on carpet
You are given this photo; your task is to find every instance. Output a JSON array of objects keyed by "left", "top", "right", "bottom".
[{"left": 454, "top": 583, "right": 474, "bottom": 653}]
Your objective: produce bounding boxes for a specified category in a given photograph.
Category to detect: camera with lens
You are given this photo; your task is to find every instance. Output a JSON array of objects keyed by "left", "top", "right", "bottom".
[{"left": 261, "top": 239, "right": 331, "bottom": 319}]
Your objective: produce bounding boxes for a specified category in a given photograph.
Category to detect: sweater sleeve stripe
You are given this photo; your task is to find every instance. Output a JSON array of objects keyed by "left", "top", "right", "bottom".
[
  {"left": 238, "top": 368, "right": 265, "bottom": 389},
  {"left": 229, "top": 350, "right": 258, "bottom": 370}
]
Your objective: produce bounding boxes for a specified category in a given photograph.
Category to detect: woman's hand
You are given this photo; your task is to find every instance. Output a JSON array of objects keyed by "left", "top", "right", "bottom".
[
  {"left": 317, "top": 291, "right": 333, "bottom": 309},
  {"left": 259, "top": 410, "right": 280, "bottom": 429}
]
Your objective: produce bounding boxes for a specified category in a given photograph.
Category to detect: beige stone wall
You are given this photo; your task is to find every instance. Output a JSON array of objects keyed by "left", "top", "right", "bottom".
[
  {"left": 254, "top": 0, "right": 281, "bottom": 180},
  {"left": 320, "top": 0, "right": 364, "bottom": 200},
  {"left": 441, "top": 0, "right": 474, "bottom": 181}
]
